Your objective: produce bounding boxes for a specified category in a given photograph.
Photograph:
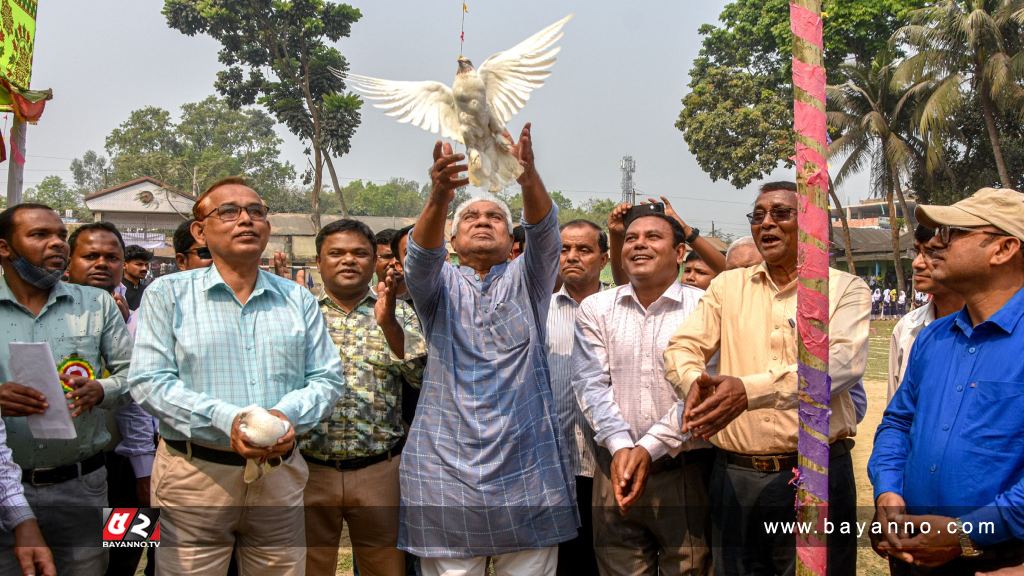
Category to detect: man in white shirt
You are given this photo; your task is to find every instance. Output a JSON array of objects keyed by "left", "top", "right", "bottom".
[
  {"left": 546, "top": 219, "right": 608, "bottom": 576},
  {"left": 573, "top": 210, "right": 711, "bottom": 575},
  {"left": 886, "top": 225, "right": 964, "bottom": 402}
]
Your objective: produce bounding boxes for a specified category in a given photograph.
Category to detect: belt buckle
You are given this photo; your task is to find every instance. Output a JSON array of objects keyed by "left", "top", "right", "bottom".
[
  {"left": 752, "top": 455, "right": 780, "bottom": 473},
  {"left": 28, "top": 467, "right": 56, "bottom": 487}
]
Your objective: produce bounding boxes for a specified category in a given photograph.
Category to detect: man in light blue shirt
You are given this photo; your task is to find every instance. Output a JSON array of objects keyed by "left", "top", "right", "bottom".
[
  {"left": 129, "top": 177, "right": 344, "bottom": 576},
  {"left": 400, "top": 125, "right": 577, "bottom": 575},
  {"left": 0, "top": 203, "right": 133, "bottom": 576}
]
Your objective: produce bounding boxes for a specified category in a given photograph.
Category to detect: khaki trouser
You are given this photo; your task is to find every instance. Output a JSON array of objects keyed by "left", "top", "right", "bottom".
[
  {"left": 150, "top": 440, "right": 308, "bottom": 576},
  {"left": 303, "top": 455, "right": 404, "bottom": 576},
  {"left": 592, "top": 452, "right": 712, "bottom": 576}
]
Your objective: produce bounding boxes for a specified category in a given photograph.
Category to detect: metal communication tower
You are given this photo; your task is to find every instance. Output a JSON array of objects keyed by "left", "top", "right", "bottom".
[{"left": 620, "top": 156, "right": 636, "bottom": 205}]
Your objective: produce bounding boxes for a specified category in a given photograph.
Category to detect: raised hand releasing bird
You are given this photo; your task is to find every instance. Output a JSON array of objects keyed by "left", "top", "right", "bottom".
[{"left": 337, "top": 14, "right": 572, "bottom": 192}]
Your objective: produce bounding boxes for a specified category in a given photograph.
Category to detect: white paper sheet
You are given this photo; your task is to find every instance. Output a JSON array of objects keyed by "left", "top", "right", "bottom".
[{"left": 9, "top": 342, "right": 77, "bottom": 440}]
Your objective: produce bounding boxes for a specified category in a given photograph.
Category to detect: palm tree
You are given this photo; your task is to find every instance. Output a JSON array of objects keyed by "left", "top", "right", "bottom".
[
  {"left": 893, "top": 0, "right": 1024, "bottom": 188},
  {"left": 828, "top": 48, "right": 928, "bottom": 296}
]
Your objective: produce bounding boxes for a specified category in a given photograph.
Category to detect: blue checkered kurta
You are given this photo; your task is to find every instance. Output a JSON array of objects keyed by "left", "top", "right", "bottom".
[{"left": 399, "top": 206, "right": 578, "bottom": 558}]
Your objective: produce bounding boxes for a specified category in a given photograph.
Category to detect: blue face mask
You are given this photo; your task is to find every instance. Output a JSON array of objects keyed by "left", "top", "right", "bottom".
[{"left": 8, "top": 248, "right": 65, "bottom": 290}]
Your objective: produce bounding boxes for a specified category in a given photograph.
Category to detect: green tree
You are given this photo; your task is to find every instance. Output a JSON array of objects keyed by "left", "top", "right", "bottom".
[
  {"left": 99, "top": 97, "right": 296, "bottom": 201},
  {"left": 262, "top": 183, "right": 315, "bottom": 214},
  {"left": 828, "top": 48, "right": 928, "bottom": 294},
  {"left": 677, "top": 0, "right": 927, "bottom": 189},
  {"left": 163, "top": 0, "right": 363, "bottom": 228},
  {"left": 69, "top": 150, "right": 114, "bottom": 195},
  {"left": 26, "top": 176, "right": 86, "bottom": 219},
  {"left": 892, "top": 0, "right": 1024, "bottom": 187},
  {"left": 342, "top": 178, "right": 424, "bottom": 217}
]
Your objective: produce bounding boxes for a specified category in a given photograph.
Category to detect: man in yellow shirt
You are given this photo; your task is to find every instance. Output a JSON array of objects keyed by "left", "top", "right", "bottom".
[{"left": 664, "top": 181, "right": 870, "bottom": 576}]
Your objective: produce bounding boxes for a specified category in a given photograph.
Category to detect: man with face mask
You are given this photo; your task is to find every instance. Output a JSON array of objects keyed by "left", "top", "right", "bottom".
[{"left": 0, "top": 204, "right": 133, "bottom": 576}]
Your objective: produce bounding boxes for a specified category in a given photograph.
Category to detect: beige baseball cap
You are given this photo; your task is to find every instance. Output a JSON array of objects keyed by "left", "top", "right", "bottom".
[{"left": 915, "top": 187, "right": 1024, "bottom": 242}]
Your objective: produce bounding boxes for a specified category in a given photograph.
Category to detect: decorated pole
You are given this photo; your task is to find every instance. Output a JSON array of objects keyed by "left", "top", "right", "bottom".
[
  {"left": 0, "top": 0, "right": 44, "bottom": 207},
  {"left": 790, "top": 1, "right": 831, "bottom": 575}
]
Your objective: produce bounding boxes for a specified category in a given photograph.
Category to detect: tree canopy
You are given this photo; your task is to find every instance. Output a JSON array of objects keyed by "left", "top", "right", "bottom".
[
  {"left": 163, "top": 0, "right": 363, "bottom": 227},
  {"left": 677, "top": 0, "right": 928, "bottom": 189},
  {"left": 75, "top": 96, "right": 296, "bottom": 201}
]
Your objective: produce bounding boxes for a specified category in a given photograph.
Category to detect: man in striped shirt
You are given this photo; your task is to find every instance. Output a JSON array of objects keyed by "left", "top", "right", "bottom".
[
  {"left": 546, "top": 219, "right": 608, "bottom": 576},
  {"left": 573, "top": 210, "right": 713, "bottom": 575}
]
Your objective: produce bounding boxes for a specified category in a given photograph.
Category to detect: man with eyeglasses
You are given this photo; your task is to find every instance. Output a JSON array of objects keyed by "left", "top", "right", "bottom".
[
  {"left": 664, "top": 181, "right": 870, "bottom": 575},
  {"left": 869, "top": 187, "right": 1024, "bottom": 575},
  {"left": 128, "top": 177, "right": 345, "bottom": 576},
  {"left": 885, "top": 224, "right": 964, "bottom": 404}
]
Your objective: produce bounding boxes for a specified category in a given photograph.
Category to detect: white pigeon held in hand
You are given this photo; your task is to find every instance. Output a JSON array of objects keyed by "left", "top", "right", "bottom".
[{"left": 338, "top": 14, "right": 572, "bottom": 192}]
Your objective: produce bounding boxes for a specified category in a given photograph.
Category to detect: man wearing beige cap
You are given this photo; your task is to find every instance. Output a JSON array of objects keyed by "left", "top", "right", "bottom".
[{"left": 869, "top": 187, "right": 1024, "bottom": 575}]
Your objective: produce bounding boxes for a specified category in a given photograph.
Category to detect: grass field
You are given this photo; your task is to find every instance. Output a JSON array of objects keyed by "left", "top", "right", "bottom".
[{"left": 855, "top": 319, "right": 898, "bottom": 575}]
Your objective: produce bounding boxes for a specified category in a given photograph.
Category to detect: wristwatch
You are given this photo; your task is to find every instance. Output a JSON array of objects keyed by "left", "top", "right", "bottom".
[
  {"left": 685, "top": 227, "right": 700, "bottom": 244},
  {"left": 955, "top": 518, "right": 983, "bottom": 558}
]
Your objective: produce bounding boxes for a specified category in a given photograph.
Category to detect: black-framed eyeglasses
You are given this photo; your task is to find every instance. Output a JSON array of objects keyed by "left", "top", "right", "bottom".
[
  {"left": 934, "top": 224, "right": 1012, "bottom": 246},
  {"left": 746, "top": 207, "right": 797, "bottom": 225},
  {"left": 201, "top": 203, "right": 269, "bottom": 222}
]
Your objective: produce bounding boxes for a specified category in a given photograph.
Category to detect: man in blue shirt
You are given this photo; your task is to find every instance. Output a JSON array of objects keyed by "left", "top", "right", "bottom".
[
  {"left": 129, "top": 177, "right": 344, "bottom": 576},
  {"left": 400, "top": 124, "right": 576, "bottom": 575},
  {"left": 869, "top": 187, "right": 1024, "bottom": 574}
]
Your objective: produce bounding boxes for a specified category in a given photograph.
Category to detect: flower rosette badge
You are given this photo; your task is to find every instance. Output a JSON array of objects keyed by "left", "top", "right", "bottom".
[{"left": 57, "top": 355, "right": 95, "bottom": 394}]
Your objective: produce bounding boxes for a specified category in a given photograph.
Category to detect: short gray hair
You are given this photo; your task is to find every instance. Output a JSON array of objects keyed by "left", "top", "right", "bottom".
[
  {"left": 451, "top": 194, "right": 514, "bottom": 238},
  {"left": 726, "top": 236, "right": 756, "bottom": 259}
]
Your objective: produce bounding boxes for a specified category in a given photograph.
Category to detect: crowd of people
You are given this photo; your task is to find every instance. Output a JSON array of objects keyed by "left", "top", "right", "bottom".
[{"left": 0, "top": 126, "right": 1021, "bottom": 576}]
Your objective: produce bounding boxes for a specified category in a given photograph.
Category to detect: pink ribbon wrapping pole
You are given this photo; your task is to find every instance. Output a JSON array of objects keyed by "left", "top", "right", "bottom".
[{"left": 790, "top": 1, "right": 830, "bottom": 575}]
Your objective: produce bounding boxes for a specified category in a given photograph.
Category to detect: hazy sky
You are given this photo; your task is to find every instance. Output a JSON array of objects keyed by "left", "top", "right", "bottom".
[{"left": 16, "top": 1, "right": 868, "bottom": 238}]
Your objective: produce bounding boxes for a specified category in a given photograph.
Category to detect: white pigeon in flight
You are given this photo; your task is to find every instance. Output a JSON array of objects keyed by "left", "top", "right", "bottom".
[{"left": 339, "top": 14, "right": 572, "bottom": 192}]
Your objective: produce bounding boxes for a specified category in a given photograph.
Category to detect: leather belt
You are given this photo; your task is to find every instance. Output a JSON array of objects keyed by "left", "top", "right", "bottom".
[
  {"left": 724, "top": 439, "right": 854, "bottom": 473},
  {"left": 21, "top": 452, "right": 106, "bottom": 487},
  {"left": 303, "top": 437, "right": 405, "bottom": 472},
  {"left": 165, "top": 439, "right": 294, "bottom": 467}
]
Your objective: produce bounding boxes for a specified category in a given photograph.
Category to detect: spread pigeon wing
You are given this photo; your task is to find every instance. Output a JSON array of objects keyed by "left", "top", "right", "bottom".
[
  {"left": 477, "top": 13, "right": 573, "bottom": 126},
  {"left": 341, "top": 72, "right": 462, "bottom": 142}
]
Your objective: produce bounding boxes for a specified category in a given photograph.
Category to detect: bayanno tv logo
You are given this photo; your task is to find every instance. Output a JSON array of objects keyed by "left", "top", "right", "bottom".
[{"left": 102, "top": 508, "right": 161, "bottom": 548}]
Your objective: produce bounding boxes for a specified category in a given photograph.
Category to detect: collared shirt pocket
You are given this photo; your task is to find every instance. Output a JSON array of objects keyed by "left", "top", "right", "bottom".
[
  {"left": 959, "top": 380, "right": 1024, "bottom": 453},
  {"left": 489, "top": 300, "right": 531, "bottom": 351}
]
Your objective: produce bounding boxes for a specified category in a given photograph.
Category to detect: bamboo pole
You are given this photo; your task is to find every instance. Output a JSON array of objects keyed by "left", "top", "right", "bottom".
[{"left": 790, "top": 1, "right": 831, "bottom": 574}]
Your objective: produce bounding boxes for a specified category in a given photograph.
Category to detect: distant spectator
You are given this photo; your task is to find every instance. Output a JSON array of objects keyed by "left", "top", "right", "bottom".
[
  {"left": 172, "top": 219, "right": 213, "bottom": 272},
  {"left": 510, "top": 225, "right": 526, "bottom": 259},
  {"left": 682, "top": 251, "right": 716, "bottom": 291},
  {"left": 122, "top": 244, "right": 153, "bottom": 310},
  {"left": 374, "top": 228, "right": 407, "bottom": 299},
  {"left": 725, "top": 236, "right": 762, "bottom": 270}
]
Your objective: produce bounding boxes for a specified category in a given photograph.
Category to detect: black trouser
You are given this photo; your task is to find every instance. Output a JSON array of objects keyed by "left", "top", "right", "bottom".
[
  {"left": 709, "top": 444, "right": 857, "bottom": 576},
  {"left": 104, "top": 451, "right": 155, "bottom": 576},
  {"left": 557, "top": 476, "right": 599, "bottom": 576}
]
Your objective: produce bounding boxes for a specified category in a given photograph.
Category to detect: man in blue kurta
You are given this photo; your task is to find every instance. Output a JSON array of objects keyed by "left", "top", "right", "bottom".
[
  {"left": 869, "top": 187, "right": 1024, "bottom": 575},
  {"left": 399, "top": 124, "right": 577, "bottom": 575}
]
